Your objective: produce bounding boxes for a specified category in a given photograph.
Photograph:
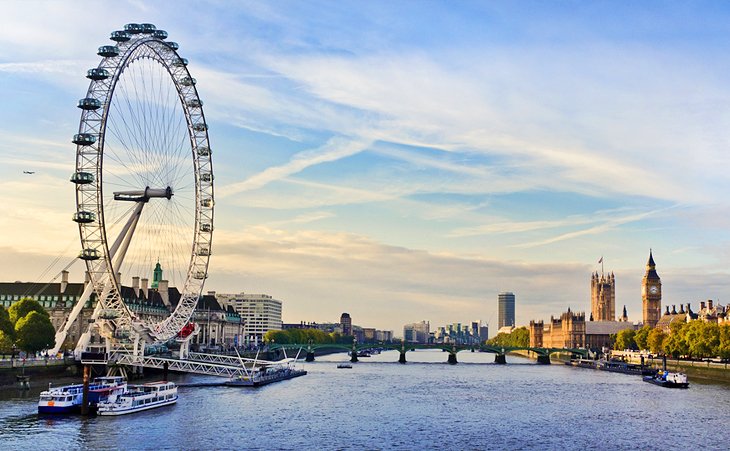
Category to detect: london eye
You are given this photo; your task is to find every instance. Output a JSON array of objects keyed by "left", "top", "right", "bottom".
[{"left": 70, "top": 23, "right": 214, "bottom": 355}]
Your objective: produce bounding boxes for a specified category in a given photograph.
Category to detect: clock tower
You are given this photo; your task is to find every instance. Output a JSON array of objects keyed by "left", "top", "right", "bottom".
[{"left": 642, "top": 250, "right": 662, "bottom": 328}]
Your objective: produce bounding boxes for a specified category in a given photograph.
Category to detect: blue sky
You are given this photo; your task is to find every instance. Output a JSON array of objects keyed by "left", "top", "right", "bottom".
[{"left": 2, "top": 1, "right": 730, "bottom": 334}]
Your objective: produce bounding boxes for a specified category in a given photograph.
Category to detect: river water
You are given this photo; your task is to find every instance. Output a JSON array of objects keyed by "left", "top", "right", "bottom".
[{"left": 0, "top": 350, "right": 728, "bottom": 450}]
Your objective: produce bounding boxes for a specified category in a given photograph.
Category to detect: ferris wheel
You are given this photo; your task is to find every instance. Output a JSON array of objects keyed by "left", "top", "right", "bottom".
[{"left": 71, "top": 23, "right": 213, "bottom": 350}]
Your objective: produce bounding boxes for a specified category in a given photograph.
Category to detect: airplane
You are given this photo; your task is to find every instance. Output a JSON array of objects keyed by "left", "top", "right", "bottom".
[{"left": 23, "top": 171, "right": 35, "bottom": 174}]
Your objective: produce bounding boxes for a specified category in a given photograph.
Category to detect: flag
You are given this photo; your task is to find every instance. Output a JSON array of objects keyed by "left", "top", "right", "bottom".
[{"left": 598, "top": 257, "right": 603, "bottom": 264}]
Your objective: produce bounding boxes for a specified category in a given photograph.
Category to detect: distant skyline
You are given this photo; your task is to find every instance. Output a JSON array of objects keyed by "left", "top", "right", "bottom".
[{"left": 2, "top": 1, "right": 730, "bottom": 333}]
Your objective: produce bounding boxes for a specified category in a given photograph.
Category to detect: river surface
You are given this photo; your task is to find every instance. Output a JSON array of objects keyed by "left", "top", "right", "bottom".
[{"left": 0, "top": 350, "right": 728, "bottom": 450}]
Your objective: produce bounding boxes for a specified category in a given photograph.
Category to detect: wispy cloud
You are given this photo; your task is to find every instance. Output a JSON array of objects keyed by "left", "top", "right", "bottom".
[{"left": 217, "top": 136, "right": 372, "bottom": 198}]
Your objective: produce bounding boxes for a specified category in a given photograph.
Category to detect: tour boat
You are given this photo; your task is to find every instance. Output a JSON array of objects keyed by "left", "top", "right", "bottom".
[
  {"left": 337, "top": 362, "right": 352, "bottom": 369},
  {"left": 38, "top": 376, "right": 127, "bottom": 414},
  {"left": 596, "top": 359, "right": 657, "bottom": 376},
  {"left": 97, "top": 381, "right": 178, "bottom": 416},
  {"left": 643, "top": 371, "right": 689, "bottom": 389},
  {"left": 226, "top": 362, "right": 307, "bottom": 387}
]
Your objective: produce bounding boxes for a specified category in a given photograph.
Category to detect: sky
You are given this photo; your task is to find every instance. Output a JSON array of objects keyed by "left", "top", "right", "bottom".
[{"left": 2, "top": 1, "right": 730, "bottom": 335}]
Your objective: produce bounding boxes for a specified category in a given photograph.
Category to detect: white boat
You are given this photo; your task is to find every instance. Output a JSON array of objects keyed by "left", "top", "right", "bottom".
[
  {"left": 337, "top": 362, "right": 352, "bottom": 369},
  {"left": 97, "top": 381, "right": 178, "bottom": 416},
  {"left": 38, "top": 376, "right": 127, "bottom": 414}
]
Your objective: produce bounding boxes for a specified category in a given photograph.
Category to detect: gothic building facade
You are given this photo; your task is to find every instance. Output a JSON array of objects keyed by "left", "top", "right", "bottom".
[{"left": 591, "top": 271, "right": 615, "bottom": 321}]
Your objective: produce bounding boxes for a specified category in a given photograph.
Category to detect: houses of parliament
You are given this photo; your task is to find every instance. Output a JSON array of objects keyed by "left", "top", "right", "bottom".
[{"left": 529, "top": 251, "right": 662, "bottom": 349}]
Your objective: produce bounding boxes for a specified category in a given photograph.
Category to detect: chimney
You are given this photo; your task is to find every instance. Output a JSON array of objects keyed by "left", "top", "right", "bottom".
[
  {"left": 60, "top": 270, "right": 69, "bottom": 294},
  {"left": 679, "top": 304, "right": 685, "bottom": 314},
  {"left": 709, "top": 300, "right": 714, "bottom": 310},
  {"left": 141, "top": 278, "right": 149, "bottom": 298},
  {"left": 701, "top": 301, "right": 706, "bottom": 311},
  {"left": 207, "top": 291, "right": 216, "bottom": 297},
  {"left": 671, "top": 305, "right": 677, "bottom": 314},
  {"left": 158, "top": 280, "right": 170, "bottom": 307},
  {"left": 132, "top": 277, "right": 140, "bottom": 297},
  {"left": 117, "top": 272, "right": 122, "bottom": 286},
  {"left": 665, "top": 306, "right": 670, "bottom": 315},
  {"left": 686, "top": 303, "right": 692, "bottom": 314}
]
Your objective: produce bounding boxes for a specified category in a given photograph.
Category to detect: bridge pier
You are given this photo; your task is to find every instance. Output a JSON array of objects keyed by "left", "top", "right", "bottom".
[
  {"left": 350, "top": 352, "right": 358, "bottom": 363},
  {"left": 398, "top": 352, "right": 407, "bottom": 364},
  {"left": 536, "top": 355, "right": 551, "bottom": 365},
  {"left": 447, "top": 353, "right": 458, "bottom": 365},
  {"left": 494, "top": 354, "right": 506, "bottom": 364},
  {"left": 163, "top": 361, "right": 169, "bottom": 380},
  {"left": 305, "top": 351, "right": 315, "bottom": 362}
]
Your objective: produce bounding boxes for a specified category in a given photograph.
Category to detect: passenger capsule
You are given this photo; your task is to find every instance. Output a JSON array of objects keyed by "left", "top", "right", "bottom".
[
  {"left": 196, "top": 146, "right": 211, "bottom": 157},
  {"left": 73, "top": 211, "right": 96, "bottom": 223},
  {"left": 77, "top": 98, "right": 102, "bottom": 110},
  {"left": 124, "top": 23, "right": 142, "bottom": 34},
  {"left": 152, "top": 29, "right": 168, "bottom": 40},
  {"left": 200, "top": 198, "right": 213, "bottom": 208},
  {"left": 164, "top": 41, "right": 179, "bottom": 51},
  {"left": 87, "top": 68, "right": 110, "bottom": 81},
  {"left": 97, "top": 45, "right": 120, "bottom": 58},
  {"left": 72, "top": 134, "right": 97, "bottom": 145},
  {"left": 200, "top": 172, "right": 213, "bottom": 182},
  {"left": 199, "top": 223, "right": 213, "bottom": 233},
  {"left": 180, "top": 77, "right": 196, "bottom": 86},
  {"left": 79, "top": 248, "right": 101, "bottom": 261},
  {"left": 192, "top": 271, "right": 208, "bottom": 280},
  {"left": 196, "top": 247, "right": 210, "bottom": 256},
  {"left": 140, "top": 23, "right": 156, "bottom": 34},
  {"left": 70, "top": 171, "right": 95, "bottom": 184},
  {"left": 192, "top": 123, "right": 208, "bottom": 132},
  {"left": 171, "top": 57, "right": 188, "bottom": 67},
  {"left": 186, "top": 99, "right": 203, "bottom": 108},
  {"left": 110, "top": 30, "right": 131, "bottom": 42}
]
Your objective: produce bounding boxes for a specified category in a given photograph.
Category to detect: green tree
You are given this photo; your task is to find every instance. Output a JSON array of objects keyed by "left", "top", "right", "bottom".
[
  {"left": 14, "top": 311, "right": 55, "bottom": 354},
  {"left": 634, "top": 325, "right": 651, "bottom": 351},
  {"left": 718, "top": 324, "right": 730, "bottom": 360},
  {"left": 0, "top": 306, "right": 14, "bottom": 347},
  {"left": 486, "top": 327, "right": 529, "bottom": 347},
  {"left": 8, "top": 298, "right": 49, "bottom": 325},
  {"left": 685, "top": 321, "right": 719, "bottom": 359},
  {"left": 647, "top": 328, "right": 666, "bottom": 354},
  {"left": 663, "top": 321, "right": 689, "bottom": 358},
  {"left": 613, "top": 328, "right": 637, "bottom": 350}
]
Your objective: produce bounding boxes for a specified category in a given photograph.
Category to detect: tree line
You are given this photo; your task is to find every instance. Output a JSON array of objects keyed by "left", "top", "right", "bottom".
[
  {"left": 264, "top": 328, "right": 354, "bottom": 345},
  {"left": 0, "top": 298, "right": 56, "bottom": 355},
  {"left": 613, "top": 321, "right": 730, "bottom": 359}
]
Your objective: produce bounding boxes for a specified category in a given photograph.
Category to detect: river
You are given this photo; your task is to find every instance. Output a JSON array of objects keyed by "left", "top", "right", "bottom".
[{"left": 0, "top": 350, "right": 728, "bottom": 450}]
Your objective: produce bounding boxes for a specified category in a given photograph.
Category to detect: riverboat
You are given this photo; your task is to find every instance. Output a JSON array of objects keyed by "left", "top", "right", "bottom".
[
  {"left": 38, "top": 376, "right": 127, "bottom": 414},
  {"left": 97, "top": 381, "right": 178, "bottom": 416},
  {"left": 226, "top": 361, "right": 307, "bottom": 387},
  {"left": 565, "top": 359, "right": 598, "bottom": 370},
  {"left": 643, "top": 371, "right": 689, "bottom": 389},
  {"left": 597, "top": 359, "right": 657, "bottom": 376},
  {"left": 337, "top": 362, "right": 352, "bottom": 369}
]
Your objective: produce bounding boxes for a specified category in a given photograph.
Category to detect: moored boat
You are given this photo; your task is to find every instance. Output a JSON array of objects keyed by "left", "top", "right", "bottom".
[
  {"left": 38, "top": 376, "right": 127, "bottom": 414},
  {"left": 97, "top": 381, "right": 178, "bottom": 416},
  {"left": 643, "top": 371, "right": 689, "bottom": 389},
  {"left": 226, "top": 361, "right": 307, "bottom": 387},
  {"left": 597, "top": 359, "right": 657, "bottom": 376},
  {"left": 337, "top": 362, "right": 352, "bottom": 369}
]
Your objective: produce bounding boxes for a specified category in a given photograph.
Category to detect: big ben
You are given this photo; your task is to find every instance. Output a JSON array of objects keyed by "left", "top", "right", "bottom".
[{"left": 642, "top": 250, "right": 662, "bottom": 328}]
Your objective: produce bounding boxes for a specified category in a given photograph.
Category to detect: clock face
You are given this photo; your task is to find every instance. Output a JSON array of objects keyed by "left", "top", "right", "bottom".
[{"left": 649, "top": 285, "right": 658, "bottom": 295}]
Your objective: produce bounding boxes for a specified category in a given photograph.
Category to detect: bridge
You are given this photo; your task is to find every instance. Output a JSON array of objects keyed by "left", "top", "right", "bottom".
[{"left": 269, "top": 342, "right": 589, "bottom": 365}]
